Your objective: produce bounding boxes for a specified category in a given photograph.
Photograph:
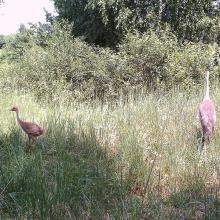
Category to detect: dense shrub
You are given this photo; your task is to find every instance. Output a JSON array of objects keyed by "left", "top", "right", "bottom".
[
  {"left": 2, "top": 23, "right": 52, "bottom": 61},
  {"left": 167, "top": 43, "right": 215, "bottom": 86},
  {"left": 1, "top": 22, "right": 219, "bottom": 101},
  {"left": 118, "top": 31, "right": 178, "bottom": 88},
  {"left": 120, "top": 31, "right": 218, "bottom": 88}
]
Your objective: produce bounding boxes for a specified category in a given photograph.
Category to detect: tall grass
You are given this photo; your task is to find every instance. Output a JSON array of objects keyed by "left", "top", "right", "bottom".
[{"left": 0, "top": 86, "right": 220, "bottom": 219}]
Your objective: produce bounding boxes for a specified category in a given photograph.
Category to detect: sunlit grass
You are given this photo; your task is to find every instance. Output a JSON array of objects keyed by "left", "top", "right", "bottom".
[{"left": 0, "top": 87, "right": 220, "bottom": 219}]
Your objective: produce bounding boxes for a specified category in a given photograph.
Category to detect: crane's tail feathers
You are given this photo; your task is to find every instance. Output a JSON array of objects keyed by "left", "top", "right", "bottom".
[{"left": 42, "top": 128, "right": 46, "bottom": 135}]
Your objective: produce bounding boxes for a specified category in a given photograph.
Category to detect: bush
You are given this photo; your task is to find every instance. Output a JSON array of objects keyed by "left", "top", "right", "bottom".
[
  {"left": 119, "top": 31, "right": 219, "bottom": 89},
  {"left": 118, "top": 31, "right": 178, "bottom": 88},
  {"left": 1, "top": 22, "right": 219, "bottom": 102},
  {"left": 167, "top": 43, "right": 215, "bottom": 87}
]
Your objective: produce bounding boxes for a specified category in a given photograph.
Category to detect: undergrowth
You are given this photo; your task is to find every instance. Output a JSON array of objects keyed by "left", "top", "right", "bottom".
[{"left": 0, "top": 87, "right": 220, "bottom": 219}]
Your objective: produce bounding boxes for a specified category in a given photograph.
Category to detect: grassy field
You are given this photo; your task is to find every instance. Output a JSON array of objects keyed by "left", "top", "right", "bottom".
[{"left": 0, "top": 87, "right": 220, "bottom": 219}]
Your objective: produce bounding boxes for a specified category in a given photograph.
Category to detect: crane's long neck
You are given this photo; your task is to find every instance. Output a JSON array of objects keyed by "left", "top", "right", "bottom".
[
  {"left": 204, "top": 71, "right": 210, "bottom": 100},
  {"left": 15, "top": 111, "right": 21, "bottom": 124}
]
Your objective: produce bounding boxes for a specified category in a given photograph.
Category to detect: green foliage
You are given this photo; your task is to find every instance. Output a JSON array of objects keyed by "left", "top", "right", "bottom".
[
  {"left": 1, "top": 22, "right": 219, "bottom": 102},
  {"left": 53, "top": 0, "right": 108, "bottom": 45},
  {"left": 167, "top": 43, "right": 215, "bottom": 86},
  {"left": 0, "top": 88, "right": 220, "bottom": 218},
  {"left": 1, "top": 1, "right": 220, "bottom": 218},
  {"left": 0, "top": 35, "right": 6, "bottom": 49},
  {"left": 53, "top": 0, "right": 220, "bottom": 46},
  {"left": 118, "top": 31, "right": 178, "bottom": 87},
  {"left": 4, "top": 27, "right": 34, "bottom": 60},
  {"left": 3, "top": 23, "right": 52, "bottom": 61},
  {"left": 196, "top": 16, "right": 220, "bottom": 43},
  {"left": 162, "top": 0, "right": 212, "bottom": 41}
]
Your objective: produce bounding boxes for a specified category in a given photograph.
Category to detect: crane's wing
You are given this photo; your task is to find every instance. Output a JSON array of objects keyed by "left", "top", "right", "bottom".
[
  {"left": 199, "top": 100, "right": 216, "bottom": 131},
  {"left": 20, "top": 121, "right": 44, "bottom": 136},
  {"left": 199, "top": 109, "right": 209, "bottom": 126}
]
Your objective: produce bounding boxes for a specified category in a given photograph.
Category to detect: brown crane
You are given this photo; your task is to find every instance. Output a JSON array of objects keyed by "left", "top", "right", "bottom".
[{"left": 10, "top": 107, "right": 45, "bottom": 151}]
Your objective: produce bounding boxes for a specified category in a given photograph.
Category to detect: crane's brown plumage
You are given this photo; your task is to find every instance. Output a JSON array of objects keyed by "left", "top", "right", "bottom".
[{"left": 10, "top": 107, "right": 45, "bottom": 151}]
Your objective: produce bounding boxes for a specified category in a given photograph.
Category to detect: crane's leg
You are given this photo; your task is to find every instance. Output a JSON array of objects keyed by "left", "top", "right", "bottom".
[
  {"left": 200, "top": 139, "right": 204, "bottom": 152},
  {"left": 25, "top": 136, "right": 37, "bottom": 153},
  {"left": 32, "top": 136, "right": 37, "bottom": 143},
  {"left": 201, "top": 132, "right": 210, "bottom": 152},
  {"left": 25, "top": 136, "right": 32, "bottom": 153},
  {"left": 198, "top": 132, "right": 205, "bottom": 152}
]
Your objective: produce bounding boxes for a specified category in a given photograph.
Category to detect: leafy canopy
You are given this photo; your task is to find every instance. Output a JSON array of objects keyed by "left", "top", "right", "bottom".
[{"left": 53, "top": 0, "right": 220, "bottom": 46}]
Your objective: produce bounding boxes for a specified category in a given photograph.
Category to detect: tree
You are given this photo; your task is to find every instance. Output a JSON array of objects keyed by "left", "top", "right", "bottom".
[
  {"left": 161, "top": 0, "right": 217, "bottom": 42},
  {"left": 4, "top": 22, "right": 53, "bottom": 60},
  {"left": 53, "top": 0, "right": 220, "bottom": 46},
  {"left": 53, "top": 0, "right": 113, "bottom": 46}
]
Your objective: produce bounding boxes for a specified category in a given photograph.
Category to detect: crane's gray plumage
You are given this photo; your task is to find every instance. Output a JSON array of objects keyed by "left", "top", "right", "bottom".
[{"left": 199, "top": 70, "right": 216, "bottom": 147}]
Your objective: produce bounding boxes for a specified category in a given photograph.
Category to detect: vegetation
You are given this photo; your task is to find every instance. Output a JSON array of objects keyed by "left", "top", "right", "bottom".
[
  {"left": 0, "top": 23, "right": 219, "bottom": 102},
  {"left": 0, "top": 0, "right": 220, "bottom": 218},
  {"left": 53, "top": 0, "right": 220, "bottom": 46},
  {"left": 0, "top": 88, "right": 220, "bottom": 219}
]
